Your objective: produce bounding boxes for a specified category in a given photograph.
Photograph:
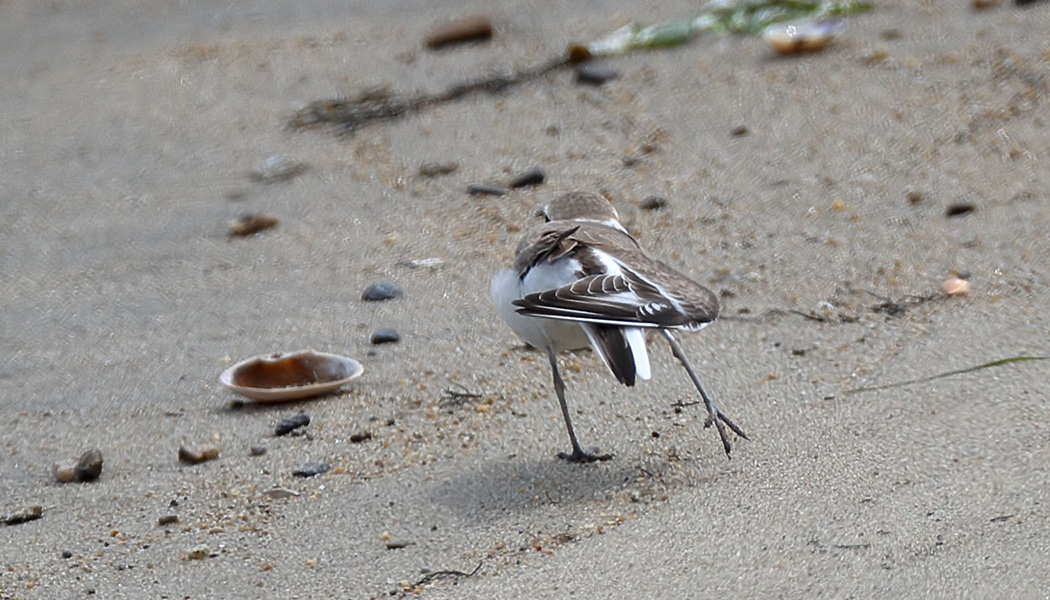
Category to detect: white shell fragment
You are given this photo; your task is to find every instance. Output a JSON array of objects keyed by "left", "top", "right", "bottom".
[
  {"left": 219, "top": 350, "right": 363, "bottom": 402},
  {"left": 763, "top": 18, "right": 845, "bottom": 55}
]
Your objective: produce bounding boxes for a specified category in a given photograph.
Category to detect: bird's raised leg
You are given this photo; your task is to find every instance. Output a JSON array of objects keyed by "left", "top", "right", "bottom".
[
  {"left": 547, "top": 347, "right": 613, "bottom": 463},
  {"left": 660, "top": 330, "right": 747, "bottom": 457}
]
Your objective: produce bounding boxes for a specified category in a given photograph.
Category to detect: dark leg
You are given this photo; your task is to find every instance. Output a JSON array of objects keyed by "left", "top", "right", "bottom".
[
  {"left": 547, "top": 347, "right": 612, "bottom": 463},
  {"left": 660, "top": 330, "right": 748, "bottom": 458}
]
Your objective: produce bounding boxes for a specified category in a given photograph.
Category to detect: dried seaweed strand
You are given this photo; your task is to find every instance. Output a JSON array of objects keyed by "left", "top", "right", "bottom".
[
  {"left": 413, "top": 561, "right": 483, "bottom": 587},
  {"left": 289, "top": 0, "right": 872, "bottom": 133},
  {"left": 845, "top": 356, "right": 1050, "bottom": 395}
]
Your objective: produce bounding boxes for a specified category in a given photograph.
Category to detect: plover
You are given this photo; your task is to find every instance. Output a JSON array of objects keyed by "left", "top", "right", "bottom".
[{"left": 491, "top": 191, "right": 746, "bottom": 462}]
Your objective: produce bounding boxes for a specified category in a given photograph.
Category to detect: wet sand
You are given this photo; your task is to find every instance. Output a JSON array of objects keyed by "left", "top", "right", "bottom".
[{"left": 3, "top": 0, "right": 1049, "bottom": 597}]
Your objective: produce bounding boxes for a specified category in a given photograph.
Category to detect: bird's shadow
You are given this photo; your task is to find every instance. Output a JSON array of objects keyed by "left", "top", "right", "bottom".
[{"left": 428, "top": 454, "right": 647, "bottom": 522}]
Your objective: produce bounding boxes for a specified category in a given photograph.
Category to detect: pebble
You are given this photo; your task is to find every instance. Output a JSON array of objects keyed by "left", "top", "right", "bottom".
[
  {"left": 362, "top": 280, "right": 403, "bottom": 302},
  {"left": 158, "top": 515, "right": 179, "bottom": 526},
  {"left": 941, "top": 277, "right": 970, "bottom": 297},
  {"left": 418, "top": 161, "right": 459, "bottom": 178},
  {"left": 275, "top": 414, "right": 311, "bottom": 436},
  {"left": 178, "top": 443, "right": 220, "bottom": 465},
  {"left": 74, "top": 449, "right": 104, "bottom": 482},
  {"left": 349, "top": 431, "right": 373, "bottom": 444},
  {"left": 466, "top": 183, "right": 509, "bottom": 196},
  {"left": 574, "top": 62, "right": 619, "bottom": 86},
  {"left": 293, "top": 462, "right": 331, "bottom": 478},
  {"left": 425, "top": 14, "right": 493, "bottom": 49},
  {"left": 249, "top": 445, "right": 267, "bottom": 456},
  {"left": 945, "top": 203, "right": 976, "bottom": 217},
  {"left": 639, "top": 196, "right": 669, "bottom": 211},
  {"left": 52, "top": 458, "right": 78, "bottom": 483},
  {"left": 185, "top": 544, "right": 210, "bottom": 560},
  {"left": 261, "top": 487, "right": 300, "bottom": 500},
  {"left": 62, "top": 550, "right": 73, "bottom": 559},
  {"left": 763, "top": 18, "right": 844, "bottom": 55},
  {"left": 371, "top": 329, "right": 401, "bottom": 345},
  {"left": 509, "top": 167, "right": 545, "bottom": 189},
  {"left": 228, "top": 213, "right": 279, "bottom": 237},
  {"left": 730, "top": 124, "right": 749, "bottom": 137},
  {"left": 249, "top": 156, "right": 307, "bottom": 183},
  {"left": 905, "top": 186, "right": 925, "bottom": 204},
  {"left": 3, "top": 505, "right": 42, "bottom": 525}
]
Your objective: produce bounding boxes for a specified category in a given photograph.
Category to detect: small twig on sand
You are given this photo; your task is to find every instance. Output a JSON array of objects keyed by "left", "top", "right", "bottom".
[
  {"left": 440, "top": 383, "right": 484, "bottom": 406},
  {"left": 414, "top": 561, "right": 483, "bottom": 587},
  {"left": 846, "top": 355, "right": 1050, "bottom": 395}
]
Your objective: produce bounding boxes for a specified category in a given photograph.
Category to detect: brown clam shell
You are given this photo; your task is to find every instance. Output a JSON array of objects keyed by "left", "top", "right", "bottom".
[{"left": 219, "top": 350, "right": 363, "bottom": 402}]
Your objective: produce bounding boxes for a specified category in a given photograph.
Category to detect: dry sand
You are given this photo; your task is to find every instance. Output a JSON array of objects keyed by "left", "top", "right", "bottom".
[{"left": 3, "top": 0, "right": 1050, "bottom": 598}]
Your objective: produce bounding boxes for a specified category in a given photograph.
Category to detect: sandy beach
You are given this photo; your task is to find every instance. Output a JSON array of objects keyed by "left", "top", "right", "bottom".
[{"left": 3, "top": 0, "right": 1049, "bottom": 597}]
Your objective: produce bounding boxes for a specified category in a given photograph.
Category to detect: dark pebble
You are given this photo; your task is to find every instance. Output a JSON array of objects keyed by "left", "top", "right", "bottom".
[
  {"left": 371, "top": 329, "right": 401, "bottom": 345},
  {"left": 275, "top": 414, "right": 310, "bottom": 436},
  {"left": 418, "top": 161, "right": 459, "bottom": 178},
  {"left": 249, "top": 445, "right": 267, "bottom": 456},
  {"left": 730, "top": 124, "right": 749, "bottom": 137},
  {"left": 349, "top": 431, "right": 373, "bottom": 444},
  {"left": 509, "top": 167, "right": 545, "bottom": 189},
  {"left": 640, "top": 196, "right": 669, "bottom": 211},
  {"left": 293, "top": 462, "right": 331, "bottom": 478},
  {"left": 158, "top": 515, "right": 179, "bottom": 526},
  {"left": 74, "top": 449, "right": 104, "bottom": 482},
  {"left": 467, "top": 183, "right": 509, "bottom": 196},
  {"left": 574, "top": 62, "right": 619, "bottom": 86},
  {"left": 62, "top": 550, "right": 73, "bottom": 559},
  {"left": 425, "top": 14, "right": 493, "bottom": 49},
  {"left": 361, "top": 280, "right": 403, "bottom": 302},
  {"left": 228, "top": 213, "right": 279, "bottom": 237},
  {"left": 945, "top": 203, "right": 976, "bottom": 218}
]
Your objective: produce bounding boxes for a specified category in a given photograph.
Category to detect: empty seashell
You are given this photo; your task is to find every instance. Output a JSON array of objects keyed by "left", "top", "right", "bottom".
[
  {"left": 219, "top": 350, "right": 363, "bottom": 402},
  {"left": 763, "top": 18, "right": 845, "bottom": 55}
]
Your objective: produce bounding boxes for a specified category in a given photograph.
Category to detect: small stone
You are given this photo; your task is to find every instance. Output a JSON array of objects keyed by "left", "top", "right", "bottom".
[
  {"left": 261, "top": 487, "right": 300, "bottom": 500},
  {"left": 425, "top": 14, "right": 493, "bottom": 49},
  {"left": 418, "top": 161, "right": 459, "bottom": 178},
  {"left": 74, "top": 449, "right": 104, "bottom": 482},
  {"left": 293, "top": 462, "right": 331, "bottom": 477},
  {"left": 349, "top": 431, "right": 373, "bottom": 444},
  {"left": 62, "top": 550, "right": 73, "bottom": 559},
  {"left": 640, "top": 196, "right": 668, "bottom": 211},
  {"left": 185, "top": 544, "right": 210, "bottom": 560},
  {"left": 4, "top": 505, "right": 42, "bottom": 525},
  {"left": 941, "top": 277, "right": 970, "bottom": 297},
  {"left": 466, "top": 183, "right": 509, "bottom": 196},
  {"left": 730, "top": 124, "right": 749, "bottom": 137},
  {"left": 249, "top": 445, "right": 267, "bottom": 456},
  {"left": 249, "top": 156, "right": 307, "bottom": 183},
  {"left": 385, "top": 540, "right": 414, "bottom": 550},
  {"left": 371, "top": 329, "right": 401, "bottom": 345},
  {"left": 178, "top": 443, "right": 220, "bottom": 465},
  {"left": 228, "top": 213, "right": 279, "bottom": 237},
  {"left": 509, "top": 167, "right": 545, "bottom": 189},
  {"left": 905, "top": 186, "right": 925, "bottom": 204},
  {"left": 945, "top": 203, "right": 976, "bottom": 218},
  {"left": 52, "top": 458, "right": 77, "bottom": 483},
  {"left": 574, "top": 62, "right": 619, "bottom": 86},
  {"left": 361, "top": 280, "right": 403, "bottom": 302},
  {"left": 158, "top": 515, "right": 179, "bottom": 526},
  {"left": 275, "top": 413, "right": 310, "bottom": 436}
]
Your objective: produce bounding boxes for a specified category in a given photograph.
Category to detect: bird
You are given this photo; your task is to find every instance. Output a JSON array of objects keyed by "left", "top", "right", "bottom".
[{"left": 490, "top": 191, "right": 747, "bottom": 462}]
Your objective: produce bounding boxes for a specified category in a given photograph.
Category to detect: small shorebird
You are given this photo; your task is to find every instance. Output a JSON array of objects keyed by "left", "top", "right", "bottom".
[{"left": 491, "top": 191, "right": 747, "bottom": 462}]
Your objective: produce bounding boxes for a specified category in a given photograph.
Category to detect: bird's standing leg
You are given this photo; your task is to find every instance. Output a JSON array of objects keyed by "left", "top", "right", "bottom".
[
  {"left": 660, "top": 330, "right": 748, "bottom": 457},
  {"left": 547, "top": 347, "right": 613, "bottom": 463}
]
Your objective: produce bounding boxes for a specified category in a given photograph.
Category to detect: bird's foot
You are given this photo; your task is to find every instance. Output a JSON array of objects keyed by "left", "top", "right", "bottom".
[{"left": 557, "top": 447, "right": 613, "bottom": 463}]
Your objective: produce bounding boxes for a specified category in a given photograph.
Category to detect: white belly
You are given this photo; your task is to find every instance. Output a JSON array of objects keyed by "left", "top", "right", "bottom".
[{"left": 490, "top": 261, "right": 590, "bottom": 352}]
